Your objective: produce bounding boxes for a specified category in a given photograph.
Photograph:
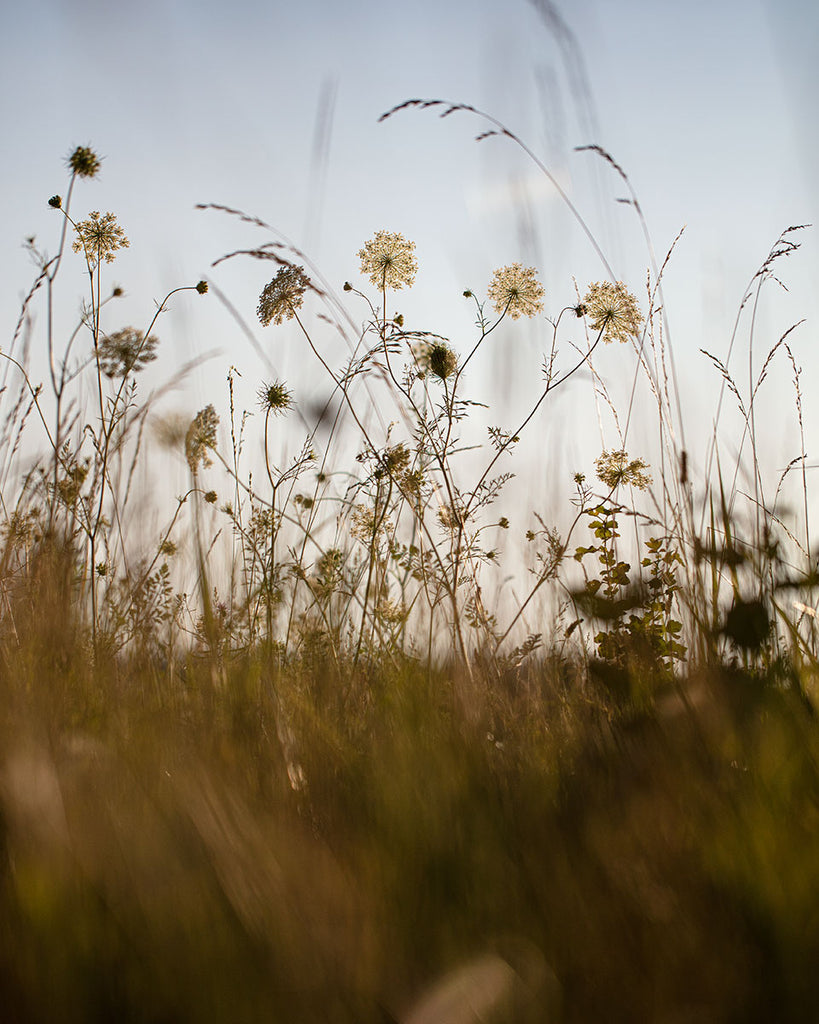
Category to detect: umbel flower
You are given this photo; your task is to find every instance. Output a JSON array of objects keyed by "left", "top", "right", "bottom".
[
  {"left": 97, "top": 327, "right": 159, "bottom": 378},
  {"left": 412, "top": 340, "right": 458, "bottom": 381},
  {"left": 487, "top": 263, "right": 545, "bottom": 320},
  {"left": 258, "top": 379, "right": 293, "bottom": 415},
  {"left": 67, "top": 145, "right": 101, "bottom": 179},
  {"left": 358, "top": 230, "right": 418, "bottom": 290},
  {"left": 257, "top": 264, "right": 310, "bottom": 326},
  {"left": 185, "top": 404, "right": 219, "bottom": 473},
  {"left": 595, "top": 449, "right": 652, "bottom": 491},
  {"left": 582, "top": 281, "right": 643, "bottom": 344},
  {"left": 72, "top": 211, "right": 129, "bottom": 267}
]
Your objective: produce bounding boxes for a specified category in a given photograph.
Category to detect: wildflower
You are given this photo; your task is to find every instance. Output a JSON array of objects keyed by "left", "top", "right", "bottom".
[
  {"left": 257, "top": 264, "right": 310, "bottom": 326},
  {"left": 487, "top": 263, "right": 544, "bottom": 319},
  {"left": 72, "top": 211, "right": 129, "bottom": 267},
  {"left": 258, "top": 379, "right": 293, "bottom": 415},
  {"left": 48, "top": 195, "right": 62, "bottom": 209},
  {"left": 316, "top": 548, "right": 343, "bottom": 587},
  {"left": 195, "top": 280, "right": 208, "bottom": 294},
  {"left": 376, "top": 599, "right": 407, "bottom": 625},
  {"left": 413, "top": 340, "right": 458, "bottom": 381},
  {"left": 67, "top": 145, "right": 101, "bottom": 179},
  {"left": 97, "top": 326, "right": 158, "bottom": 378},
  {"left": 351, "top": 503, "right": 393, "bottom": 541},
  {"left": 382, "top": 443, "right": 410, "bottom": 475},
  {"left": 358, "top": 230, "right": 418, "bottom": 290},
  {"left": 595, "top": 449, "right": 652, "bottom": 491},
  {"left": 582, "top": 281, "right": 643, "bottom": 344},
  {"left": 203, "top": 490, "right": 218, "bottom": 504},
  {"left": 185, "top": 404, "right": 219, "bottom": 473}
]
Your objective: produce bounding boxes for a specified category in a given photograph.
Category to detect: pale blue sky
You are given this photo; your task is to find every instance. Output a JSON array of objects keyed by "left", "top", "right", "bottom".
[{"left": 2, "top": 0, "right": 817, "bottom": 516}]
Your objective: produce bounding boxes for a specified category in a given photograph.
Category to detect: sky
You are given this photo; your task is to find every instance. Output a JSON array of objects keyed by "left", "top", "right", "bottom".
[{"left": 2, "top": 0, "right": 818, "bottom": 537}]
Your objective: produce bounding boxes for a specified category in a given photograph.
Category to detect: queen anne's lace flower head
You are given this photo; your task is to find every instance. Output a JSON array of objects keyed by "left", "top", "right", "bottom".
[
  {"left": 487, "top": 263, "right": 545, "bottom": 320},
  {"left": 412, "top": 340, "right": 458, "bottom": 381},
  {"left": 358, "top": 230, "right": 418, "bottom": 290},
  {"left": 185, "top": 405, "right": 219, "bottom": 473},
  {"left": 98, "top": 327, "right": 158, "bottom": 378},
  {"left": 257, "top": 264, "right": 310, "bottom": 326},
  {"left": 595, "top": 449, "right": 652, "bottom": 491},
  {"left": 72, "top": 211, "right": 129, "bottom": 267},
  {"left": 582, "top": 281, "right": 643, "bottom": 344}
]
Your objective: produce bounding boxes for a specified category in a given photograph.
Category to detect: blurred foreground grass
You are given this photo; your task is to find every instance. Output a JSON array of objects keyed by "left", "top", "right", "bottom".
[{"left": 2, "top": 545, "right": 819, "bottom": 1023}]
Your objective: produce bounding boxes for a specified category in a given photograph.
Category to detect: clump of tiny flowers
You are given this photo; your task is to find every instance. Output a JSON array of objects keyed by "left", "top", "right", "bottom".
[
  {"left": 487, "top": 263, "right": 545, "bottom": 320},
  {"left": 595, "top": 449, "right": 652, "bottom": 491},
  {"left": 351, "top": 504, "right": 393, "bottom": 542},
  {"left": 358, "top": 230, "right": 418, "bottom": 290},
  {"left": 98, "top": 327, "right": 159, "bottom": 378},
  {"left": 582, "top": 281, "right": 643, "bottom": 344},
  {"left": 257, "top": 264, "right": 310, "bottom": 326},
  {"left": 67, "top": 145, "right": 101, "bottom": 179},
  {"left": 71, "top": 211, "right": 129, "bottom": 267},
  {"left": 185, "top": 405, "right": 219, "bottom": 473},
  {"left": 258, "top": 379, "right": 293, "bottom": 415}
]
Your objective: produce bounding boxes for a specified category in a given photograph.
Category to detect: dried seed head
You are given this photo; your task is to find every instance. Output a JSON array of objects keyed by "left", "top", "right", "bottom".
[
  {"left": 67, "top": 145, "right": 101, "bottom": 179},
  {"left": 258, "top": 379, "right": 293, "bottom": 415}
]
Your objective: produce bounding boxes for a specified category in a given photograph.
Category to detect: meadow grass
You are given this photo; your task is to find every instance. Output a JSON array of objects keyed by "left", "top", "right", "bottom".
[{"left": 1, "top": 115, "right": 818, "bottom": 1022}]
